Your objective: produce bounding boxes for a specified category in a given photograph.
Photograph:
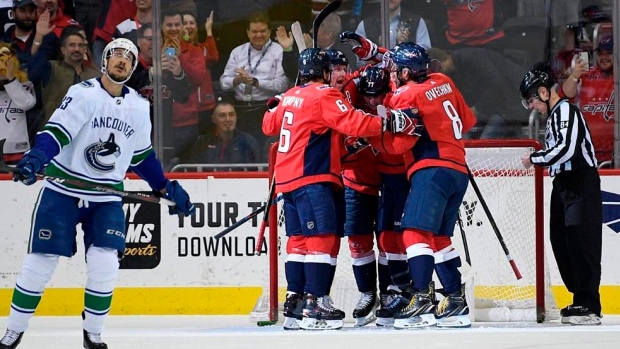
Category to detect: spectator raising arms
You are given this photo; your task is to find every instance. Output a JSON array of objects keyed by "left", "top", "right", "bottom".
[
  {"left": 27, "top": 25, "right": 100, "bottom": 125},
  {"left": 182, "top": 10, "right": 219, "bottom": 129},
  {"left": 220, "top": 12, "right": 288, "bottom": 152},
  {"left": 33, "top": 0, "right": 79, "bottom": 38},
  {"left": 560, "top": 35, "right": 615, "bottom": 163}
]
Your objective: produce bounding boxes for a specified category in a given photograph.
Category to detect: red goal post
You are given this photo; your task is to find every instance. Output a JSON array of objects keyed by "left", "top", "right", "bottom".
[{"left": 252, "top": 139, "right": 557, "bottom": 324}]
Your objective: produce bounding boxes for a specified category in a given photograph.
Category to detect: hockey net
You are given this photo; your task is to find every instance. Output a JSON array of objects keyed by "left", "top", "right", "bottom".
[{"left": 250, "top": 139, "right": 559, "bottom": 324}]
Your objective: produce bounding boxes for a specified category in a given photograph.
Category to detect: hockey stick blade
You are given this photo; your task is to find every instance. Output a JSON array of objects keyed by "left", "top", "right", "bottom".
[
  {"left": 312, "top": 0, "right": 341, "bottom": 48},
  {"left": 0, "top": 139, "right": 175, "bottom": 206},
  {"left": 214, "top": 195, "right": 282, "bottom": 239},
  {"left": 291, "top": 21, "right": 306, "bottom": 53}
]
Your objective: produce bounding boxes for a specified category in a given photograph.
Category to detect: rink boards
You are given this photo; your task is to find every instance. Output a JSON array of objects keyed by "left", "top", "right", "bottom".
[{"left": 1, "top": 172, "right": 620, "bottom": 315}]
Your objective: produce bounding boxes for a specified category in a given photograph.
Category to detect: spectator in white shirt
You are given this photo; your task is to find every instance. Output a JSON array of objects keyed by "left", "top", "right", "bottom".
[{"left": 219, "top": 12, "right": 288, "bottom": 154}]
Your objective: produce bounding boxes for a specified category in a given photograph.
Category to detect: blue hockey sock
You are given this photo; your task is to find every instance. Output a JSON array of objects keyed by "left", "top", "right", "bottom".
[
  {"left": 285, "top": 260, "right": 305, "bottom": 294},
  {"left": 352, "top": 259, "right": 377, "bottom": 293},
  {"left": 408, "top": 255, "right": 435, "bottom": 291}
]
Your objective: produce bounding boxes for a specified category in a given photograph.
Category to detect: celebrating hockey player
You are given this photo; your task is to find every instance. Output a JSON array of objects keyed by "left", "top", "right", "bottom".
[
  {"left": 340, "top": 66, "right": 386, "bottom": 327},
  {"left": 0, "top": 38, "right": 195, "bottom": 349},
  {"left": 262, "top": 48, "right": 415, "bottom": 331},
  {"left": 375, "top": 42, "right": 477, "bottom": 329}
]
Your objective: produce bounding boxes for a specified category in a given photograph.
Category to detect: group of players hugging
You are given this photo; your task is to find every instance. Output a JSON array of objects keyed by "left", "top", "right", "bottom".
[{"left": 262, "top": 30, "right": 477, "bottom": 331}]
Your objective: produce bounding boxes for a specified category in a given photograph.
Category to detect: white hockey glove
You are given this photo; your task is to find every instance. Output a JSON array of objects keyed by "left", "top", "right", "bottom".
[{"left": 388, "top": 108, "right": 424, "bottom": 136}]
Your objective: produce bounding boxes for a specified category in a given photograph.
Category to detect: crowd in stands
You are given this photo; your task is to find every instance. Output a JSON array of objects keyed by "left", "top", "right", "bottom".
[{"left": 0, "top": 0, "right": 615, "bottom": 170}]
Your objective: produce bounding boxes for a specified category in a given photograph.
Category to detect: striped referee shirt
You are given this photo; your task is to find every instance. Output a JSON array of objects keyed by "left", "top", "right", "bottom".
[{"left": 530, "top": 98, "right": 598, "bottom": 176}]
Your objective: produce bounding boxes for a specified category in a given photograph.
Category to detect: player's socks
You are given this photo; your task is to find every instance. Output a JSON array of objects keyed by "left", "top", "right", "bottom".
[
  {"left": 387, "top": 257, "right": 410, "bottom": 288},
  {"left": 352, "top": 259, "right": 377, "bottom": 293},
  {"left": 434, "top": 247, "right": 462, "bottom": 294},
  {"left": 407, "top": 255, "right": 434, "bottom": 291},
  {"left": 284, "top": 260, "right": 305, "bottom": 294},
  {"left": 325, "top": 260, "right": 337, "bottom": 295},
  {"left": 377, "top": 257, "right": 392, "bottom": 296}
]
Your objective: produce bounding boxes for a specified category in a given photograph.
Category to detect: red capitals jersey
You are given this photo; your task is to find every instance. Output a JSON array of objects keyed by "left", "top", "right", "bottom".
[
  {"left": 377, "top": 152, "right": 406, "bottom": 175},
  {"left": 575, "top": 68, "right": 614, "bottom": 162},
  {"left": 262, "top": 82, "right": 384, "bottom": 193},
  {"left": 341, "top": 68, "right": 405, "bottom": 176},
  {"left": 341, "top": 75, "right": 382, "bottom": 195},
  {"left": 94, "top": 0, "right": 137, "bottom": 42},
  {"left": 445, "top": 0, "right": 504, "bottom": 46},
  {"left": 379, "top": 73, "right": 476, "bottom": 179}
]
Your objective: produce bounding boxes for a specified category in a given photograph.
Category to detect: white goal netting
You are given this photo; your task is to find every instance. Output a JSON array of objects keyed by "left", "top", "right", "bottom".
[{"left": 251, "top": 140, "right": 558, "bottom": 324}]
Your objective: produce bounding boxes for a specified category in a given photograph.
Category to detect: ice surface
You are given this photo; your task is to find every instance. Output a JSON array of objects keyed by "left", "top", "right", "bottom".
[{"left": 2, "top": 315, "right": 620, "bottom": 348}]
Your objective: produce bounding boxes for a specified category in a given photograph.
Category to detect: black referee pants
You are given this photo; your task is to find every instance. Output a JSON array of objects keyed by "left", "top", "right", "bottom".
[{"left": 550, "top": 167, "right": 603, "bottom": 316}]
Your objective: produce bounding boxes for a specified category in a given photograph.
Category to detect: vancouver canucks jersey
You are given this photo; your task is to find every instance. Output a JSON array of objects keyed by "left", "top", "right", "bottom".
[{"left": 40, "top": 78, "right": 152, "bottom": 202}]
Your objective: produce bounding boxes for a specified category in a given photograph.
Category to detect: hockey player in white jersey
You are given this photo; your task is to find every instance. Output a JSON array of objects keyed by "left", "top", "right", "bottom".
[{"left": 0, "top": 38, "right": 196, "bottom": 349}]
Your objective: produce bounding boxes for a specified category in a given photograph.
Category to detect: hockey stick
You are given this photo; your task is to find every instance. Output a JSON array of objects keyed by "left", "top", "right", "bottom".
[
  {"left": 291, "top": 21, "right": 305, "bottom": 86},
  {"left": 467, "top": 167, "right": 522, "bottom": 280},
  {"left": 214, "top": 195, "right": 283, "bottom": 239},
  {"left": 291, "top": 21, "right": 306, "bottom": 53},
  {"left": 456, "top": 212, "right": 471, "bottom": 266},
  {"left": 255, "top": 173, "right": 277, "bottom": 255},
  {"left": 0, "top": 140, "right": 175, "bottom": 206},
  {"left": 312, "top": 0, "right": 341, "bottom": 48}
]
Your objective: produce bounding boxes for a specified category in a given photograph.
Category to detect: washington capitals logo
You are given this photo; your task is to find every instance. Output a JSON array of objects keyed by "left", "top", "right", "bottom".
[
  {"left": 602, "top": 190, "right": 620, "bottom": 233},
  {"left": 84, "top": 133, "right": 121, "bottom": 173},
  {"left": 454, "top": 0, "right": 483, "bottom": 11}
]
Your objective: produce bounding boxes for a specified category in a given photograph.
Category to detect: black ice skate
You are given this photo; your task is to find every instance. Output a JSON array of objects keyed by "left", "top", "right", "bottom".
[
  {"left": 434, "top": 284, "right": 471, "bottom": 328},
  {"left": 299, "top": 294, "right": 344, "bottom": 330},
  {"left": 375, "top": 286, "right": 412, "bottom": 327},
  {"left": 321, "top": 295, "right": 345, "bottom": 319},
  {"left": 352, "top": 291, "right": 379, "bottom": 327},
  {"left": 560, "top": 305, "right": 602, "bottom": 326},
  {"left": 0, "top": 329, "right": 23, "bottom": 349},
  {"left": 393, "top": 282, "right": 437, "bottom": 329},
  {"left": 282, "top": 292, "right": 303, "bottom": 330},
  {"left": 83, "top": 330, "right": 108, "bottom": 349}
]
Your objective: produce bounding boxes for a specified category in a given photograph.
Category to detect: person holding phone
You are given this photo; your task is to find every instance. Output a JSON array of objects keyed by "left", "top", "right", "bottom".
[
  {"left": 560, "top": 34, "right": 615, "bottom": 163},
  {"left": 160, "top": 8, "right": 207, "bottom": 168}
]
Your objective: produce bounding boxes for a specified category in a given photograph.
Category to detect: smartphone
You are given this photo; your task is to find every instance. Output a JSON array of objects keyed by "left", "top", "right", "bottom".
[
  {"left": 578, "top": 51, "right": 589, "bottom": 67},
  {"left": 164, "top": 47, "right": 176, "bottom": 57}
]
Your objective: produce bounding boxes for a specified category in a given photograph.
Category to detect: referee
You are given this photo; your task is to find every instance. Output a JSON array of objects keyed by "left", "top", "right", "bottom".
[{"left": 519, "top": 69, "right": 602, "bottom": 325}]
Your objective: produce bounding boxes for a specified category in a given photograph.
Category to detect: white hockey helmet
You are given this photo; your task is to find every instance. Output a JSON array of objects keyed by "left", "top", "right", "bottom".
[{"left": 101, "top": 38, "right": 139, "bottom": 84}]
